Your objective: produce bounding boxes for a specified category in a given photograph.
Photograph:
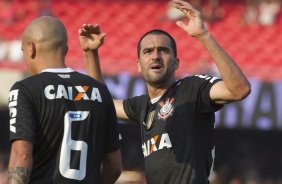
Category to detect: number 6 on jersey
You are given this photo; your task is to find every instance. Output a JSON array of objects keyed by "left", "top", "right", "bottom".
[{"left": 59, "top": 111, "right": 89, "bottom": 180}]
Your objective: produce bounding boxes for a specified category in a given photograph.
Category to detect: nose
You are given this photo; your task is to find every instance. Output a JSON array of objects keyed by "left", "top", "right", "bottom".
[{"left": 151, "top": 49, "right": 161, "bottom": 61}]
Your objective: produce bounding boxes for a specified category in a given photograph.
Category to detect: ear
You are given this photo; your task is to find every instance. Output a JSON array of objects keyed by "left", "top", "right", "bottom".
[
  {"left": 27, "top": 41, "right": 36, "bottom": 59},
  {"left": 65, "top": 45, "right": 68, "bottom": 55},
  {"left": 174, "top": 58, "right": 179, "bottom": 70},
  {"left": 137, "top": 60, "right": 141, "bottom": 73}
]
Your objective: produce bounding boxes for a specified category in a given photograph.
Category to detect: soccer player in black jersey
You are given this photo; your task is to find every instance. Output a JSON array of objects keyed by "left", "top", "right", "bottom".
[
  {"left": 79, "top": 0, "right": 251, "bottom": 183},
  {"left": 8, "top": 16, "right": 121, "bottom": 184}
]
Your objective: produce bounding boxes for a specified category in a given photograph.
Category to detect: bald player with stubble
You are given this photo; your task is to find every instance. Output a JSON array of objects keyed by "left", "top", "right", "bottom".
[{"left": 8, "top": 16, "right": 121, "bottom": 184}]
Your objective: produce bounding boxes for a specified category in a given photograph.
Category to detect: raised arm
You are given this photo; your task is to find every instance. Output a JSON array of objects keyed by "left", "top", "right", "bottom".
[
  {"left": 173, "top": 0, "right": 251, "bottom": 104},
  {"left": 8, "top": 140, "right": 33, "bottom": 184},
  {"left": 79, "top": 24, "right": 105, "bottom": 83},
  {"left": 79, "top": 24, "right": 130, "bottom": 120}
]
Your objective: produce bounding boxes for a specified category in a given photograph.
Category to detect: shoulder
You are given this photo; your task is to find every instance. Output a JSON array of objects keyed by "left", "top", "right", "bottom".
[
  {"left": 179, "top": 74, "right": 221, "bottom": 86},
  {"left": 123, "top": 95, "right": 148, "bottom": 122},
  {"left": 126, "top": 94, "right": 148, "bottom": 102},
  {"left": 10, "top": 75, "right": 38, "bottom": 92},
  {"left": 10, "top": 73, "right": 58, "bottom": 94},
  {"left": 15, "top": 73, "right": 52, "bottom": 88},
  {"left": 192, "top": 74, "right": 221, "bottom": 83},
  {"left": 124, "top": 94, "right": 148, "bottom": 107}
]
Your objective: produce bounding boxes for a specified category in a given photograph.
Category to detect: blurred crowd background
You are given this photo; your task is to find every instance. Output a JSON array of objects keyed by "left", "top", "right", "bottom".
[{"left": 0, "top": 0, "right": 281, "bottom": 183}]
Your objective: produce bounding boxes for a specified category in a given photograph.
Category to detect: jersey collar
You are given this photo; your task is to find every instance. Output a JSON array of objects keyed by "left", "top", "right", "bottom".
[
  {"left": 151, "top": 96, "right": 161, "bottom": 104},
  {"left": 41, "top": 67, "right": 74, "bottom": 73}
]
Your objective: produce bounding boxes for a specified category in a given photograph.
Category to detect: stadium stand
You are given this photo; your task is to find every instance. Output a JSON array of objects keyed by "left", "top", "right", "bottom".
[
  {"left": 0, "top": 1, "right": 282, "bottom": 183},
  {"left": 0, "top": 0, "right": 281, "bottom": 81}
]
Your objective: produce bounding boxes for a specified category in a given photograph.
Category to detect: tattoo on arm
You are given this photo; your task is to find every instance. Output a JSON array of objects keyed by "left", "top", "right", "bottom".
[{"left": 8, "top": 167, "right": 31, "bottom": 184}]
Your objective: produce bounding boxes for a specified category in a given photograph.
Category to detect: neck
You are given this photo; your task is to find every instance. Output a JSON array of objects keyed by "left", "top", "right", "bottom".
[
  {"left": 39, "top": 62, "right": 66, "bottom": 72},
  {"left": 36, "top": 54, "right": 66, "bottom": 72},
  {"left": 147, "top": 78, "right": 175, "bottom": 99}
]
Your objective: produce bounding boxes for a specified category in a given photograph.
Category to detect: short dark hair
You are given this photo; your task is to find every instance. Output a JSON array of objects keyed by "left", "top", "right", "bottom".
[{"left": 137, "top": 29, "right": 177, "bottom": 58}]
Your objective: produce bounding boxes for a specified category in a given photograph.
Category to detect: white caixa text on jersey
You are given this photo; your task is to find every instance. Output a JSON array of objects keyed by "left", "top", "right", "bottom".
[
  {"left": 44, "top": 85, "right": 102, "bottom": 102},
  {"left": 142, "top": 133, "right": 172, "bottom": 157}
]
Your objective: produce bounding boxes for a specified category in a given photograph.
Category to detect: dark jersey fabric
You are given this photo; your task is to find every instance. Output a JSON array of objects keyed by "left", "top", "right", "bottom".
[
  {"left": 123, "top": 75, "right": 222, "bottom": 184},
  {"left": 8, "top": 69, "right": 119, "bottom": 184}
]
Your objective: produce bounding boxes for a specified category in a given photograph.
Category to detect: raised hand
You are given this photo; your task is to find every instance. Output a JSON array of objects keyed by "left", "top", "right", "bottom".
[
  {"left": 78, "top": 24, "right": 106, "bottom": 51},
  {"left": 172, "top": 0, "right": 208, "bottom": 38}
]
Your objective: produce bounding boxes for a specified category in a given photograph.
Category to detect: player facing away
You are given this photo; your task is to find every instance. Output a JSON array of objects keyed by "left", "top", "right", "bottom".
[
  {"left": 78, "top": 0, "right": 251, "bottom": 183},
  {"left": 8, "top": 16, "right": 121, "bottom": 184}
]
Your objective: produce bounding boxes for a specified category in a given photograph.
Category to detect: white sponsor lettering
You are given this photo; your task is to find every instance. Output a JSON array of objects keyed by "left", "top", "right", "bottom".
[
  {"left": 56, "top": 85, "right": 69, "bottom": 99},
  {"left": 142, "top": 133, "right": 172, "bottom": 157},
  {"left": 90, "top": 88, "right": 102, "bottom": 102},
  {"left": 9, "top": 89, "right": 19, "bottom": 133},
  {"left": 44, "top": 85, "right": 102, "bottom": 102},
  {"left": 195, "top": 74, "right": 218, "bottom": 83},
  {"left": 159, "top": 133, "right": 172, "bottom": 149}
]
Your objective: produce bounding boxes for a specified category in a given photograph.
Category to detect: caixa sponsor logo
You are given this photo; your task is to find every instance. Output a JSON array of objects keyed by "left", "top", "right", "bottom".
[
  {"left": 44, "top": 85, "right": 102, "bottom": 102},
  {"left": 142, "top": 133, "right": 172, "bottom": 157}
]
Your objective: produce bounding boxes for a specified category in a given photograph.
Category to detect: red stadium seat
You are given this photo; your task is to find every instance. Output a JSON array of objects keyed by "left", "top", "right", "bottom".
[{"left": 0, "top": 0, "right": 281, "bottom": 81}]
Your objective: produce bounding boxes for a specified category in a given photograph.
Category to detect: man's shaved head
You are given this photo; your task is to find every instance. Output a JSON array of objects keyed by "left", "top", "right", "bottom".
[
  {"left": 23, "top": 16, "right": 68, "bottom": 53},
  {"left": 21, "top": 16, "right": 68, "bottom": 74}
]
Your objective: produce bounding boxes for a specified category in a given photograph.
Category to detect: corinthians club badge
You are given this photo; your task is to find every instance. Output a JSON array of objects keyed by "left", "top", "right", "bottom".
[{"left": 158, "top": 98, "right": 175, "bottom": 120}]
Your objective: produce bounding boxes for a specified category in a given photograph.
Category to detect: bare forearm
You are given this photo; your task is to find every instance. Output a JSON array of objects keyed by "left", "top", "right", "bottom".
[
  {"left": 8, "top": 157, "right": 32, "bottom": 184},
  {"left": 197, "top": 32, "right": 250, "bottom": 96},
  {"left": 83, "top": 50, "right": 104, "bottom": 83},
  {"left": 8, "top": 140, "right": 33, "bottom": 184},
  {"left": 8, "top": 167, "right": 31, "bottom": 184}
]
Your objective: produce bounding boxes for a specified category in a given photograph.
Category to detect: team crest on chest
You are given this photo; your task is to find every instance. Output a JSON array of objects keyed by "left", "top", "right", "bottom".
[{"left": 158, "top": 98, "right": 175, "bottom": 120}]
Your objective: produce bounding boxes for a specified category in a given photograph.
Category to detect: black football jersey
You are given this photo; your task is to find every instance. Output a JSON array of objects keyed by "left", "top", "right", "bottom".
[
  {"left": 123, "top": 75, "right": 222, "bottom": 184},
  {"left": 8, "top": 68, "right": 119, "bottom": 184}
]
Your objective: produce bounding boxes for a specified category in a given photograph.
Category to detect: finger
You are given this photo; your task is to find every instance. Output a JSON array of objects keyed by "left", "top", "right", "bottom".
[
  {"left": 80, "top": 24, "right": 90, "bottom": 34},
  {"left": 92, "top": 24, "right": 101, "bottom": 34},
  {"left": 87, "top": 24, "right": 97, "bottom": 33},
  {"left": 83, "top": 24, "right": 93, "bottom": 33},
  {"left": 176, "top": 6, "right": 189, "bottom": 14},
  {"left": 173, "top": 0, "right": 197, "bottom": 12},
  {"left": 85, "top": 24, "right": 100, "bottom": 34},
  {"left": 175, "top": 21, "right": 187, "bottom": 30},
  {"left": 79, "top": 27, "right": 94, "bottom": 39},
  {"left": 173, "top": 0, "right": 188, "bottom": 7},
  {"left": 82, "top": 24, "right": 88, "bottom": 29},
  {"left": 99, "top": 33, "right": 106, "bottom": 41},
  {"left": 173, "top": 0, "right": 192, "bottom": 7},
  {"left": 178, "top": 5, "right": 197, "bottom": 12},
  {"left": 78, "top": 28, "right": 87, "bottom": 36}
]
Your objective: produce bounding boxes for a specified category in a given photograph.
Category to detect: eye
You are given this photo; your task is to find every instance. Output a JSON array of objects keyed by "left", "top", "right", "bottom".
[
  {"left": 160, "top": 47, "right": 169, "bottom": 53},
  {"left": 143, "top": 48, "right": 152, "bottom": 54}
]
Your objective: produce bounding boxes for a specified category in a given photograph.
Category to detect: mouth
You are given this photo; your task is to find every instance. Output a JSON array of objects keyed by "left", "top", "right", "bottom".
[{"left": 150, "top": 64, "right": 163, "bottom": 71}]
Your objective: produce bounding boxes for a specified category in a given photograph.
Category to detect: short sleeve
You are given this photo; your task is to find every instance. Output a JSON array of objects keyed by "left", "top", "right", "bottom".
[
  {"left": 103, "top": 87, "right": 120, "bottom": 153},
  {"left": 123, "top": 95, "right": 147, "bottom": 125},
  {"left": 197, "top": 74, "right": 223, "bottom": 112},
  {"left": 187, "top": 75, "right": 223, "bottom": 113},
  {"left": 8, "top": 82, "right": 37, "bottom": 143}
]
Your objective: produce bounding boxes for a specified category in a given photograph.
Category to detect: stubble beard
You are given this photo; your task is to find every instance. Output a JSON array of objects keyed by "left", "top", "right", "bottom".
[{"left": 145, "top": 70, "right": 172, "bottom": 88}]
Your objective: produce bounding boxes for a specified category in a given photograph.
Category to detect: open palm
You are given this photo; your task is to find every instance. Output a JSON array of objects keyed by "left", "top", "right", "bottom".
[{"left": 173, "top": 0, "right": 207, "bottom": 38}]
